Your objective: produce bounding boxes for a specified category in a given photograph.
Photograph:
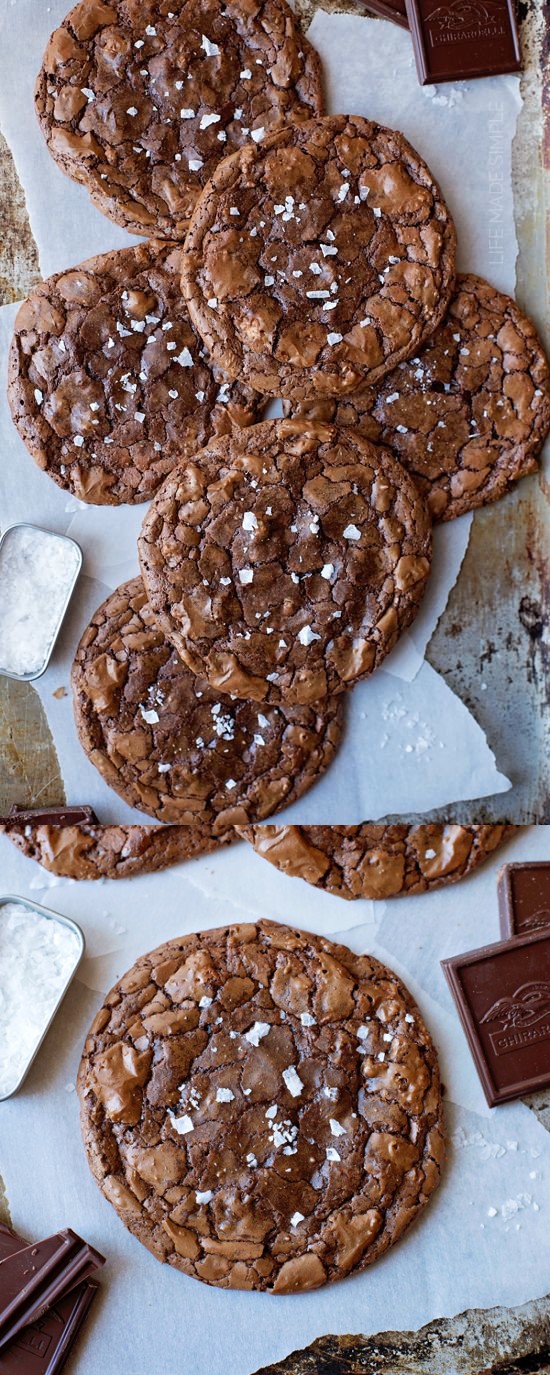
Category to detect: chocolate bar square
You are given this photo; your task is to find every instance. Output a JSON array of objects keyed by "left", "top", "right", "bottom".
[
  {"left": 442, "top": 927, "right": 550, "bottom": 1106},
  {"left": 357, "top": 0, "right": 409, "bottom": 29},
  {"left": 498, "top": 862, "right": 550, "bottom": 937},
  {"left": 405, "top": 0, "right": 521, "bottom": 84}
]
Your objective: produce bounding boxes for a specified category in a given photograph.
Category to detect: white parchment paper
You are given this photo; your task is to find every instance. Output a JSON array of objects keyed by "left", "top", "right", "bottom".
[
  {"left": 0, "top": 3, "right": 518, "bottom": 819},
  {"left": 1, "top": 824, "right": 550, "bottom": 1375}
]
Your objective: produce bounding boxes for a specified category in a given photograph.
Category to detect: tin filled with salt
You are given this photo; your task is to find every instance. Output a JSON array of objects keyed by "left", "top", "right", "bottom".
[
  {"left": 0, "top": 895, "right": 85, "bottom": 1100},
  {"left": 0, "top": 523, "right": 82, "bottom": 680}
]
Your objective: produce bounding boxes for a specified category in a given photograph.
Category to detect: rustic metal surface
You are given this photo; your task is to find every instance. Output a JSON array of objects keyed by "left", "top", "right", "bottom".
[
  {"left": 0, "top": 1, "right": 547, "bottom": 821},
  {"left": 0, "top": 13, "right": 548, "bottom": 1368},
  {"left": 251, "top": 1302, "right": 550, "bottom": 1374}
]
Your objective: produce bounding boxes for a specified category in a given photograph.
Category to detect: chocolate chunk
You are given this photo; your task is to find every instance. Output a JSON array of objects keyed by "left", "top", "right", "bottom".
[
  {"left": 405, "top": 0, "right": 521, "bottom": 85},
  {"left": 0, "top": 1225, "right": 98, "bottom": 1375},
  {"left": 0, "top": 1282, "right": 98, "bottom": 1375},
  {"left": 1, "top": 806, "right": 98, "bottom": 828},
  {"left": 498, "top": 862, "right": 550, "bottom": 937},
  {"left": 358, "top": 0, "right": 408, "bottom": 26},
  {"left": 442, "top": 928, "right": 550, "bottom": 1107},
  {"left": 0, "top": 1231, "right": 104, "bottom": 1350}
]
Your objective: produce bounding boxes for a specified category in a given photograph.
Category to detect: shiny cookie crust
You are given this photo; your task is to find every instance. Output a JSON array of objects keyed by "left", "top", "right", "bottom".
[
  {"left": 35, "top": 0, "right": 324, "bottom": 239},
  {"left": 181, "top": 114, "right": 457, "bottom": 400},
  {"left": 239, "top": 823, "right": 514, "bottom": 899},
  {"left": 138, "top": 419, "right": 432, "bottom": 706},
  {"left": 78, "top": 918, "right": 445, "bottom": 1292}
]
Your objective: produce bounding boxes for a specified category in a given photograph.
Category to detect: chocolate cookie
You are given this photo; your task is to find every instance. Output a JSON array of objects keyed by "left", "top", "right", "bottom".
[
  {"left": 2, "top": 821, "right": 234, "bottom": 880},
  {"left": 285, "top": 275, "right": 550, "bottom": 522},
  {"left": 35, "top": 0, "right": 323, "bottom": 239},
  {"left": 78, "top": 918, "right": 444, "bottom": 1291},
  {"left": 239, "top": 824, "right": 514, "bottom": 899},
  {"left": 181, "top": 114, "right": 457, "bottom": 400},
  {"left": 138, "top": 419, "right": 432, "bottom": 706},
  {"left": 7, "top": 241, "right": 260, "bottom": 506},
  {"left": 72, "top": 578, "right": 342, "bottom": 826}
]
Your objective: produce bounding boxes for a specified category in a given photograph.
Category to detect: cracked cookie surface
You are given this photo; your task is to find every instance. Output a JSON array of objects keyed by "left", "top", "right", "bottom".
[
  {"left": 35, "top": 0, "right": 323, "bottom": 239},
  {"left": 2, "top": 821, "right": 234, "bottom": 880},
  {"left": 8, "top": 241, "right": 260, "bottom": 506},
  {"left": 181, "top": 114, "right": 456, "bottom": 400},
  {"left": 72, "top": 577, "right": 342, "bottom": 826},
  {"left": 239, "top": 824, "right": 514, "bottom": 899},
  {"left": 138, "top": 419, "right": 432, "bottom": 706},
  {"left": 285, "top": 275, "right": 550, "bottom": 521},
  {"left": 78, "top": 918, "right": 445, "bottom": 1291}
]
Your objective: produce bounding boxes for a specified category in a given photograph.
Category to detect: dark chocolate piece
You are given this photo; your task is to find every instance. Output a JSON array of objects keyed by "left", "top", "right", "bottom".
[
  {"left": 0, "top": 1226, "right": 99, "bottom": 1375},
  {"left": 0, "top": 1282, "right": 98, "bottom": 1375},
  {"left": 0, "top": 1231, "right": 104, "bottom": 1350},
  {"left": 357, "top": 0, "right": 408, "bottom": 28},
  {"left": 0, "top": 1230, "right": 26, "bottom": 1265},
  {"left": 442, "top": 928, "right": 550, "bottom": 1107},
  {"left": 1, "top": 806, "right": 98, "bottom": 829},
  {"left": 405, "top": 0, "right": 521, "bottom": 85},
  {"left": 498, "top": 862, "right": 550, "bottom": 937}
]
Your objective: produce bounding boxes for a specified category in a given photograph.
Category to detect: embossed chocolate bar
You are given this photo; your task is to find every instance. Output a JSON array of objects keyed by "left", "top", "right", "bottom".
[
  {"left": 357, "top": 0, "right": 408, "bottom": 28},
  {"left": 1, "top": 806, "right": 98, "bottom": 829},
  {"left": 442, "top": 928, "right": 550, "bottom": 1106},
  {"left": 498, "top": 862, "right": 550, "bottom": 937},
  {"left": 405, "top": 0, "right": 522, "bottom": 84}
]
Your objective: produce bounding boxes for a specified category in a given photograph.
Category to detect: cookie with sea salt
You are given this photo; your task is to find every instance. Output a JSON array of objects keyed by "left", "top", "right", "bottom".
[
  {"left": 72, "top": 578, "right": 342, "bottom": 827},
  {"left": 284, "top": 275, "right": 550, "bottom": 521},
  {"left": 138, "top": 419, "right": 432, "bottom": 706},
  {"left": 238, "top": 824, "right": 514, "bottom": 899},
  {"left": 2, "top": 821, "right": 235, "bottom": 880},
  {"left": 181, "top": 114, "right": 457, "bottom": 400},
  {"left": 7, "top": 241, "right": 260, "bottom": 506},
  {"left": 35, "top": 0, "right": 323, "bottom": 239},
  {"left": 78, "top": 918, "right": 445, "bottom": 1291}
]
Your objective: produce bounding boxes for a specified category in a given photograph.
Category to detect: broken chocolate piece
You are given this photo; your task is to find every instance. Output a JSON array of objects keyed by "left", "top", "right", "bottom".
[
  {"left": 0, "top": 1226, "right": 99, "bottom": 1374},
  {"left": 357, "top": 0, "right": 408, "bottom": 27},
  {"left": 405, "top": 0, "right": 521, "bottom": 85},
  {"left": 442, "top": 928, "right": 550, "bottom": 1107},
  {"left": 0, "top": 1230, "right": 104, "bottom": 1350},
  {"left": 498, "top": 862, "right": 550, "bottom": 937},
  {"left": 0, "top": 1281, "right": 98, "bottom": 1375},
  {"left": 2, "top": 806, "right": 99, "bottom": 828}
]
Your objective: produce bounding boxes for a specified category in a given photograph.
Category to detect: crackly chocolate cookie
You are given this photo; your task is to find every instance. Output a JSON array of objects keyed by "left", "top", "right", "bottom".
[
  {"left": 285, "top": 275, "right": 550, "bottom": 522},
  {"left": 138, "top": 419, "right": 432, "bottom": 706},
  {"left": 35, "top": 0, "right": 323, "bottom": 239},
  {"left": 72, "top": 578, "right": 342, "bottom": 827},
  {"left": 78, "top": 918, "right": 444, "bottom": 1291},
  {"left": 181, "top": 114, "right": 457, "bottom": 400},
  {"left": 8, "top": 241, "right": 260, "bottom": 506},
  {"left": 239, "top": 824, "right": 514, "bottom": 899},
  {"left": 2, "top": 821, "right": 235, "bottom": 880}
]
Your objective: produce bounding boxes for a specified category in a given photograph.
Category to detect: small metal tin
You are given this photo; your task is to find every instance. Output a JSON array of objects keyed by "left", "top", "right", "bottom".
[
  {"left": 0, "top": 522, "right": 82, "bottom": 682},
  {"left": 0, "top": 894, "right": 85, "bottom": 1101}
]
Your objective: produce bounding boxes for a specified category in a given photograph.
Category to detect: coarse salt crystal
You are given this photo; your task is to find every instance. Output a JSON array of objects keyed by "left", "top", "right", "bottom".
[
  {"left": 0, "top": 902, "right": 81, "bottom": 1097},
  {"left": 0, "top": 527, "right": 80, "bottom": 677},
  {"left": 282, "top": 1066, "right": 304, "bottom": 1097},
  {"left": 245, "top": 1021, "right": 271, "bottom": 1046}
]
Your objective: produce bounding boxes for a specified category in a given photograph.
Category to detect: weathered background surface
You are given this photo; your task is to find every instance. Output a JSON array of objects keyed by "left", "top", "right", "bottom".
[
  {"left": 0, "top": 7, "right": 548, "bottom": 1367},
  {"left": 0, "top": 2, "right": 547, "bottom": 822}
]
